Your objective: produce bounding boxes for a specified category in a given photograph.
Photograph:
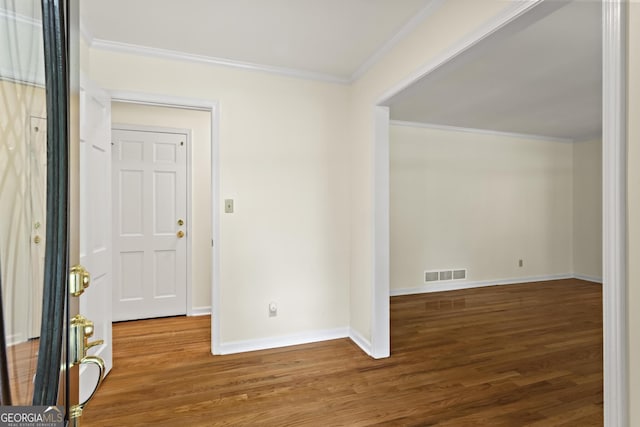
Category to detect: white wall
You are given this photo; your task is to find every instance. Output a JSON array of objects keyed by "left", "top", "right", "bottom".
[
  {"left": 86, "top": 0, "right": 607, "bottom": 355},
  {"left": 389, "top": 124, "right": 574, "bottom": 293},
  {"left": 628, "top": 2, "right": 639, "bottom": 424},
  {"left": 572, "top": 138, "right": 602, "bottom": 280},
  {"left": 88, "top": 49, "right": 351, "bottom": 345},
  {"left": 111, "top": 102, "right": 212, "bottom": 313}
]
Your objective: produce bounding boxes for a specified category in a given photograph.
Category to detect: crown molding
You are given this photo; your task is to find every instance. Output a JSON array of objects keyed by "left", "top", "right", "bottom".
[
  {"left": 0, "top": 8, "right": 41, "bottom": 27},
  {"left": 90, "top": 38, "right": 350, "bottom": 85},
  {"left": 350, "top": 0, "right": 444, "bottom": 82},
  {"left": 0, "top": 8, "right": 45, "bottom": 87},
  {"left": 83, "top": 0, "right": 444, "bottom": 86},
  {"left": 390, "top": 120, "right": 575, "bottom": 143}
]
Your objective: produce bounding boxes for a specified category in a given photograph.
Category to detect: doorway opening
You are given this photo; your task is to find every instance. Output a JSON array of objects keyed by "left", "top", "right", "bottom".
[
  {"left": 109, "top": 92, "right": 220, "bottom": 354},
  {"left": 371, "top": 0, "right": 627, "bottom": 424}
]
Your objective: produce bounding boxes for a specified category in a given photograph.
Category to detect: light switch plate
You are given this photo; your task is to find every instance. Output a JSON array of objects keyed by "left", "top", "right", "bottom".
[{"left": 225, "top": 199, "right": 234, "bottom": 213}]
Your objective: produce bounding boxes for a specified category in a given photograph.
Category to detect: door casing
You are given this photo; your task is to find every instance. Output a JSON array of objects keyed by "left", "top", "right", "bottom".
[{"left": 107, "top": 92, "right": 220, "bottom": 355}]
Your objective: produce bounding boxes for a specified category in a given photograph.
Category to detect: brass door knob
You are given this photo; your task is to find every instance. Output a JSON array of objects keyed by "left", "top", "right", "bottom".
[
  {"left": 33, "top": 235, "right": 41, "bottom": 244},
  {"left": 177, "top": 230, "right": 185, "bottom": 238}
]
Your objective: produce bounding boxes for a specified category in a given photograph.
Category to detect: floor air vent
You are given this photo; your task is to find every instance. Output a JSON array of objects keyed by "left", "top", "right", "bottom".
[
  {"left": 425, "top": 268, "right": 467, "bottom": 283},
  {"left": 425, "top": 271, "right": 439, "bottom": 282},
  {"left": 453, "top": 269, "right": 467, "bottom": 280}
]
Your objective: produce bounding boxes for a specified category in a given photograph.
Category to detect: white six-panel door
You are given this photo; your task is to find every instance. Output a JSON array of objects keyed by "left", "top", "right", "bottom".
[{"left": 112, "top": 127, "right": 187, "bottom": 321}]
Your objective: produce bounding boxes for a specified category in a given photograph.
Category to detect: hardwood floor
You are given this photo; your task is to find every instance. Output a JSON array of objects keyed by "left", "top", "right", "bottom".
[
  {"left": 7, "top": 338, "right": 38, "bottom": 405},
  {"left": 81, "top": 279, "right": 602, "bottom": 426}
]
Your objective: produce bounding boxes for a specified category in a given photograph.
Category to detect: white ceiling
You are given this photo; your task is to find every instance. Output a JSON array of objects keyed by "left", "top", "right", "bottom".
[
  {"left": 80, "top": 0, "right": 433, "bottom": 81},
  {"left": 386, "top": 1, "right": 602, "bottom": 140},
  {"left": 80, "top": 0, "right": 602, "bottom": 141}
]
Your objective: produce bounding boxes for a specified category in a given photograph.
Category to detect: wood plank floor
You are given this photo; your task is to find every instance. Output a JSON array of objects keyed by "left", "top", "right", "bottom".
[
  {"left": 7, "top": 338, "right": 39, "bottom": 405},
  {"left": 81, "top": 279, "right": 602, "bottom": 426}
]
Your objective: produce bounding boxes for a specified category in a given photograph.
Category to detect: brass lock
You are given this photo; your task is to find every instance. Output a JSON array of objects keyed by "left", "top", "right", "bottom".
[
  {"left": 177, "top": 219, "right": 184, "bottom": 226},
  {"left": 33, "top": 235, "right": 41, "bottom": 244},
  {"left": 177, "top": 230, "right": 185, "bottom": 238},
  {"left": 69, "top": 314, "right": 106, "bottom": 421},
  {"left": 70, "top": 265, "right": 91, "bottom": 297},
  {"left": 69, "top": 315, "right": 104, "bottom": 366}
]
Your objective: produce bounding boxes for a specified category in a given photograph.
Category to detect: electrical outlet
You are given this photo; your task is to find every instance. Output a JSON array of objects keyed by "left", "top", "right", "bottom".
[
  {"left": 269, "top": 302, "right": 277, "bottom": 317},
  {"left": 518, "top": 259, "right": 523, "bottom": 267},
  {"left": 224, "top": 199, "right": 234, "bottom": 213}
]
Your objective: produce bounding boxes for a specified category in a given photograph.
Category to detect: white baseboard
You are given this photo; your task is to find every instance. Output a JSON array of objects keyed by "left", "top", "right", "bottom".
[
  {"left": 390, "top": 274, "right": 573, "bottom": 296},
  {"left": 349, "top": 328, "right": 372, "bottom": 357},
  {"left": 218, "top": 327, "right": 349, "bottom": 355},
  {"left": 213, "top": 273, "right": 600, "bottom": 356},
  {"left": 572, "top": 274, "right": 603, "bottom": 284},
  {"left": 6, "top": 333, "right": 24, "bottom": 346},
  {"left": 188, "top": 306, "right": 212, "bottom": 316}
]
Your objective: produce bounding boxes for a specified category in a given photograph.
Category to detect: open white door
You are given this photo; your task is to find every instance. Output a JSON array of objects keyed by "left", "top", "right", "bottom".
[{"left": 79, "top": 77, "right": 113, "bottom": 401}]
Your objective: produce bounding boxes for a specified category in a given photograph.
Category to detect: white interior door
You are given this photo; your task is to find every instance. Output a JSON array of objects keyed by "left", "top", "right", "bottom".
[
  {"left": 28, "top": 116, "right": 46, "bottom": 339},
  {"left": 112, "top": 127, "right": 187, "bottom": 321},
  {"left": 79, "top": 77, "right": 113, "bottom": 400}
]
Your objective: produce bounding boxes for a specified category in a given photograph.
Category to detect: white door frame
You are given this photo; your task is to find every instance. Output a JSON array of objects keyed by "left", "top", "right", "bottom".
[
  {"left": 371, "top": 1, "right": 627, "bottom": 425},
  {"left": 108, "top": 91, "right": 221, "bottom": 354},
  {"left": 111, "top": 123, "right": 191, "bottom": 320}
]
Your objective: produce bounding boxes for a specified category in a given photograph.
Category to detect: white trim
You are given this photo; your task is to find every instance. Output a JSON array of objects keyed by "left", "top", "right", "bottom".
[
  {"left": 602, "top": 0, "right": 628, "bottom": 425},
  {"left": 112, "top": 123, "right": 190, "bottom": 135},
  {"left": 111, "top": 91, "right": 216, "bottom": 112},
  {"left": 573, "top": 274, "right": 603, "bottom": 284},
  {"left": 5, "top": 333, "right": 23, "bottom": 347},
  {"left": 110, "top": 123, "right": 193, "bottom": 318},
  {"left": 390, "top": 274, "right": 573, "bottom": 297},
  {"left": 108, "top": 90, "right": 221, "bottom": 356},
  {"left": 390, "top": 120, "right": 574, "bottom": 144},
  {"left": 371, "top": 106, "right": 390, "bottom": 359},
  {"left": 349, "top": 328, "right": 372, "bottom": 357},
  {"left": 91, "top": 39, "right": 349, "bottom": 85},
  {"left": 189, "top": 306, "right": 212, "bottom": 317},
  {"left": 210, "top": 101, "right": 221, "bottom": 356},
  {"left": 218, "top": 328, "right": 349, "bottom": 355},
  {"left": 350, "top": 0, "right": 444, "bottom": 81}
]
